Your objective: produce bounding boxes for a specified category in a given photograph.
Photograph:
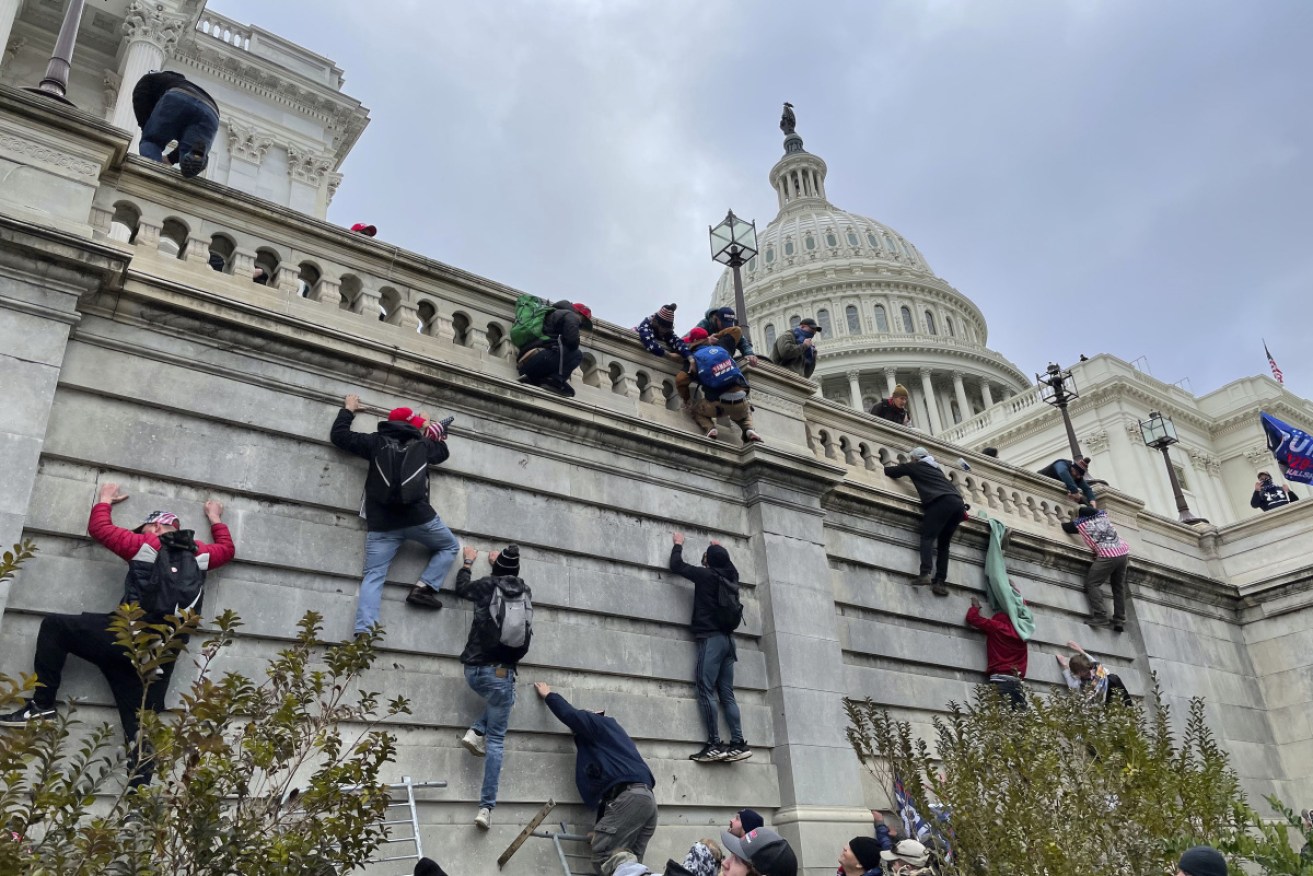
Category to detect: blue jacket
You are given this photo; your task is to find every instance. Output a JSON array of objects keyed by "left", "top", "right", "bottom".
[
  {"left": 636, "top": 316, "right": 691, "bottom": 360},
  {"left": 545, "top": 692, "right": 654, "bottom": 813}
]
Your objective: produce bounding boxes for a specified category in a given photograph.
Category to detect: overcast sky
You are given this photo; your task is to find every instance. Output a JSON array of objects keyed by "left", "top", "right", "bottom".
[{"left": 220, "top": 0, "right": 1312, "bottom": 399}]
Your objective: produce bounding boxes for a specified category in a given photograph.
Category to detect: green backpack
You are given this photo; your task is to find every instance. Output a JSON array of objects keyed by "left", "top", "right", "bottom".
[{"left": 510, "top": 295, "right": 553, "bottom": 349}]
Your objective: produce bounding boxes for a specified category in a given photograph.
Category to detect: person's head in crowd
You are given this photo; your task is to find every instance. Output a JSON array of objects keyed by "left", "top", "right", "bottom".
[
  {"left": 1258, "top": 471, "right": 1273, "bottom": 484},
  {"left": 675, "top": 838, "right": 723, "bottom": 876},
  {"left": 652, "top": 303, "right": 678, "bottom": 331},
  {"left": 797, "top": 317, "right": 821, "bottom": 337},
  {"left": 710, "top": 307, "right": 737, "bottom": 331},
  {"left": 413, "top": 858, "right": 448, "bottom": 876},
  {"left": 881, "top": 839, "right": 931, "bottom": 874},
  {"left": 719, "top": 827, "right": 797, "bottom": 876},
  {"left": 685, "top": 327, "right": 710, "bottom": 346},
  {"left": 838, "top": 836, "right": 882, "bottom": 874},
  {"left": 890, "top": 385, "right": 909, "bottom": 409},
  {"left": 1068, "top": 653, "right": 1096, "bottom": 681},
  {"left": 1176, "top": 845, "right": 1227, "bottom": 876},
  {"left": 133, "top": 510, "right": 180, "bottom": 536},
  {"left": 351, "top": 222, "right": 378, "bottom": 237},
  {"left": 1072, "top": 457, "right": 1091, "bottom": 475},
  {"left": 1078, "top": 504, "right": 1100, "bottom": 519},
  {"left": 729, "top": 808, "right": 764, "bottom": 837},
  {"left": 982, "top": 447, "right": 999, "bottom": 458}
]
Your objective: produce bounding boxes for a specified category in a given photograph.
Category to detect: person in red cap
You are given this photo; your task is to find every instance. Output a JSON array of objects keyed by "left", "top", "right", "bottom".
[
  {"left": 330, "top": 394, "right": 459, "bottom": 633},
  {"left": 516, "top": 300, "right": 593, "bottom": 397},
  {"left": 0, "top": 481, "right": 234, "bottom": 787},
  {"left": 350, "top": 223, "right": 378, "bottom": 237}
]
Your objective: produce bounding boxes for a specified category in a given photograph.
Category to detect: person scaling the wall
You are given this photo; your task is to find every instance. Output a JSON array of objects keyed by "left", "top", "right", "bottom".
[
  {"left": 681, "top": 328, "right": 764, "bottom": 444},
  {"left": 884, "top": 448, "right": 968, "bottom": 596},
  {"left": 132, "top": 70, "right": 220, "bottom": 178}
]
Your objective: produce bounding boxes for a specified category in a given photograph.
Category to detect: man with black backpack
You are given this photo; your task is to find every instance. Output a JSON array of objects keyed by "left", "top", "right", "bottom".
[
  {"left": 513, "top": 296, "right": 594, "bottom": 398},
  {"left": 669, "top": 533, "right": 750, "bottom": 764},
  {"left": 330, "top": 395, "right": 460, "bottom": 635},
  {"left": 0, "top": 481, "right": 235, "bottom": 786},
  {"left": 454, "top": 544, "right": 532, "bottom": 831}
]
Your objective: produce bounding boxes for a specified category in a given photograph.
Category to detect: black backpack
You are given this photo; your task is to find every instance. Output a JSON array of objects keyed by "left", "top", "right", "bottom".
[
  {"left": 713, "top": 573, "right": 744, "bottom": 633},
  {"left": 143, "top": 530, "right": 205, "bottom": 617},
  {"left": 365, "top": 435, "right": 430, "bottom": 506}
]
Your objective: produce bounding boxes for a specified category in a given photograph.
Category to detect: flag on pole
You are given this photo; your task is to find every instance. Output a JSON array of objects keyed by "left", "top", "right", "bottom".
[
  {"left": 1264, "top": 340, "right": 1284, "bottom": 384},
  {"left": 1260, "top": 412, "right": 1313, "bottom": 484}
]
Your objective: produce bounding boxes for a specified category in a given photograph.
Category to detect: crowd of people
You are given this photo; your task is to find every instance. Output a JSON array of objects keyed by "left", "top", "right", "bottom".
[{"left": 3, "top": 71, "right": 1284, "bottom": 875}]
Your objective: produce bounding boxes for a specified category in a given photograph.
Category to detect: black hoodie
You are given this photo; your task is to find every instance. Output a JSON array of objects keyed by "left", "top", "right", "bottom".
[
  {"left": 670, "top": 543, "right": 739, "bottom": 638},
  {"left": 454, "top": 568, "right": 533, "bottom": 665},
  {"left": 329, "top": 409, "right": 450, "bottom": 531}
]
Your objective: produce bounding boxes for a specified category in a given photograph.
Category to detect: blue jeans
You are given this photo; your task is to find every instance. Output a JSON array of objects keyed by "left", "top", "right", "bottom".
[
  {"left": 139, "top": 90, "right": 219, "bottom": 165},
  {"left": 355, "top": 516, "right": 460, "bottom": 634},
  {"left": 695, "top": 633, "right": 742, "bottom": 745},
  {"left": 465, "top": 663, "right": 516, "bottom": 809}
]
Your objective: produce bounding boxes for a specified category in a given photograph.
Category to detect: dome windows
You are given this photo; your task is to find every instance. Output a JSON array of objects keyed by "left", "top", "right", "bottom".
[
  {"left": 846, "top": 305, "right": 860, "bottom": 333},
  {"left": 765, "top": 246, "right": 776, "bottom": 264},
  {"left": 867, "top": 232, "right": 881, "bottom": 250},
  {"left": 925, "top": 311, "right": 937, "bottom": 335},
  {"left": 764, "top": 323, "right": 777, "bottom": 348},
  {"left": 825, "top": 232, "right": 837, "bottom": 248},
  {"left": 874, "top": 304, "right": 889, "bottom": 332},
  {"left": 804, "top": 234, "right": 817, "bottom": 251},
  {"left": 817, "top": 308, "right": 833, "bottom": 334},
  {"left": 789, "top": 314, "right": 802, "bottom": 329},
  {"left": 900, "top": 306, "right": 914, "bottom": 333},
  {"left": 886, "top": 235, "right": 899, "bottom": 257},
  {"left": 784, "top": 238, "right": 795, "bottom": 257},
  {"left": 847, "top": 230, "right": 860, "bottom": 247},
  {"left": 946, "top": 316, "right": 955, "bottom": 337}
]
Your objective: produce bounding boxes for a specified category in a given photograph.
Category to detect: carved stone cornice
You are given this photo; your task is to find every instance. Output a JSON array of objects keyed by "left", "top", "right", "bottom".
[
  {"left": 1187, "top": 446, "right": 1222, "bottom": 475},
  {"left": 123, "top": 0, "right": 190, "bottom": 53},
  {"left": 1244, "top": 445, "right": 1271, "bottom": 468},
  {"left": 326, "top": 172, "right": 344, "bottom": 206},
  {"left": 226, "top": 121, "right": 273, "bottom": 165},
  {"left": 1084, "top": 428, "right": 1110, "bottom": 453},
  {"left": 0, "top": 129, "right": 100, "bottom": 182},
  {"left": 286, "top": 145, "right": 333, "bottom": 186}
]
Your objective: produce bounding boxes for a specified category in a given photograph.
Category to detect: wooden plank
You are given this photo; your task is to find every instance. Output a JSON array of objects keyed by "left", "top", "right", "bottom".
[{"left": 497, "top": 798, "right": 557, "bottom": 869}]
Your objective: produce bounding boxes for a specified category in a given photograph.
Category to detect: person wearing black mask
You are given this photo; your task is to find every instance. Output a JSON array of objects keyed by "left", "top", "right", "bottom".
[{"left": 1251, "top": 470, "right": 1299, "bottom": 512}]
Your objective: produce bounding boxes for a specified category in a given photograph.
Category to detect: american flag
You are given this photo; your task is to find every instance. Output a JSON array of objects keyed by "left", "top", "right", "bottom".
[{"left": 1265, "top": 341, "right": 1284, "bottom": 384}]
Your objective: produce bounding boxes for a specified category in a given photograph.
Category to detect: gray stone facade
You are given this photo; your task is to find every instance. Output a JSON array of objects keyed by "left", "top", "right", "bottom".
[{"left": 1, "top": 86, "right": 1310, "bottom": 875}]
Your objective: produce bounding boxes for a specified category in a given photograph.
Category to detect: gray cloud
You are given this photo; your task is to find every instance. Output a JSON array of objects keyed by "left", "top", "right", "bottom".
[{"left": 220, "top": 0, "right": 1313, "bottom": 397}]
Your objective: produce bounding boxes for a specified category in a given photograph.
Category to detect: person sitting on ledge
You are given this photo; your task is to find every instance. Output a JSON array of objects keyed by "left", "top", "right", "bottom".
[
  {"left": 771, "top": 318, "right": 821, "bottom": 378},
  {"left": 516, "top": 299, "right": 593, "bottom": 398},
  {"left": 871, "top": 385, "right": 912, "bottom": 427},
  {"left": 132, "top": 70, "right": 220, "bottom": 179},
  {"left": 683, "top": 335, "right": 763, "bottom": 444},
  {"left": 1037, "top": 456, "right": 1096, "bottom": 506}
]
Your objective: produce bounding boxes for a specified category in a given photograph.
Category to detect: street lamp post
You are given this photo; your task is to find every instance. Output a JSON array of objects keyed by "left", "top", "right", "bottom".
[
  {"left": 24, "top": 0, "right": 86, "bottom": 104},
  {"left": 1037, "top": 362, "right": 1083, "bottom": 460},
  {"left": 709, "top": 209, "right": 759, "bottom": 348},
  {"left": 1139, "top": 410, "right": 1209, "bottom": 524}
]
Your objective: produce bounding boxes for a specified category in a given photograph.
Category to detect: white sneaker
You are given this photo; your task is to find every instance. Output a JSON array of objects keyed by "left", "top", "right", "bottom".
[
  {"left": 475, "top": 806, "right": 492, "bottom": 830},
  {"left": 461, "top": 728, "right": 487, "bottom": 757},
  {"left": 706, "top": 428, "right": 718, "bottom": 440}
]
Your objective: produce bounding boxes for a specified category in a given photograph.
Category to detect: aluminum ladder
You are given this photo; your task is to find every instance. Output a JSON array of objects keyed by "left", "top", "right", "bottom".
[{"left": 497, "top": 799, "right": 593, "bottom": 875}]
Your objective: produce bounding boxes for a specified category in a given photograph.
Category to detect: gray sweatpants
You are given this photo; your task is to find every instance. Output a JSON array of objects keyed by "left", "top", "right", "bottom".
[
  {"left": 590, "top": 783, "right": 659, "bottom": 872},
  {"left": 1085, "top": 554, "right": 1129, "bottom": 621}
]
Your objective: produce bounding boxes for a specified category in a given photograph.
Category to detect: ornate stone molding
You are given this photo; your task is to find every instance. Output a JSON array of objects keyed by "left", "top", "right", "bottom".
[
  {"left": 326, "top": 172, "right": 344, "bottom": 206},
  {"left": 1084, "top": 429, "right": 1110, "bottom": 453},
  {"left": 123, "top": 0, "right": 189, "bottom": 52},
  {"left": 226, "top": 121, "right": 273, "bottom": 165},
  {"left": 1187, "top": 446, "right": 1222, "bottom": 475},
  {"left": 1244, "top": 445, "right": 1271, "bottom": 468},
  {"left": 286, "top": 146, "right": 333, "bottom": 186},
  {"left": 3, "top": 36, "right": 24, "bottom": 66},
  {"left": 102, "top": 69, "right": 121, "bottom": 116},
  {"left": 0, "top": 130, "right": 100, "bottom": 182}
]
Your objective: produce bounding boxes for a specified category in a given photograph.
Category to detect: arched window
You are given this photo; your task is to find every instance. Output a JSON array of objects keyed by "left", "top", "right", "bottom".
[
  {"left": 900, "top": 306, "right": 914, "bottom": 333},
  {"left": 847, "top": 230, "right": 859, "bottom": 246},
  {"left": 784, "top": 239, "right": 795, "bottom": 256},
  {"left": 804, "top": 234, "right": 816, "bottom": 251},
  {"left": 845, "top": 305, "right": 860, "bottom": 333},
  {"left": 825, "top": 232, "right": 837, "bottom": 247},
  {"left": 817, "top": 308, "right": 833, "bottom": 334},
  {"left": 946, "top": 316, "right": 955, "bottom": 337},
  {"left": 867, "top": 232, "right": 881, "bottom": 250},
  {"left": 789, "top": 314, "right": 802, "bottom": 329},
  {"left": 765, "top": 246, "right": 776, "bottom": 264},
  {"left": 764, "top": 323, "right": 777, "bottom": 348},
  {"left": 886, "top": 235, "right": 899, "bottom": 256},
  {"left": 925, "top": 311, "right": 937, "bottom": 335},
  {"left": 874, "top": 304, "right": 889, "bottom": 332}
]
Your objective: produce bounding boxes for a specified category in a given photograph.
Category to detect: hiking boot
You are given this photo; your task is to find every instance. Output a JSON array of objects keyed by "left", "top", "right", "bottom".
[
  {"left": 930, "top": 580, "right": 950, "bottom": 597},
  {"left": 721, "top": 740, "right": 752, "bottom": 762},
  {"left": 544, "top": 377, "right": 576, "bottom": 398},
  {"left": 474, "top": 807, "right": 492, "bottom": 830},
  {"left": 1112, "top": 617, "right": 1126, "bottom": 633},
  {"left": 909, "top": 574, "right": 933, "bottom": 588},
  {"left": 405, "top": 584, "right": 443, "bottom": 610},
  {"left": 689, "top": 743, "right": 727, "bottom": 763},
  {"left": 1085, "top": 616, "right": 1113, "bottom": 630},
  {"left": 705, "top": 428, "right": 719, "bottom": 440},
  {"left": 461, "top": 728, "right": 487, "bottom": 757},
  {"left": 0, "top": 702, "right": 56, "bottom": 726},
  {"left": 743, "top": 430, "right": 764, "bottom": 443}
]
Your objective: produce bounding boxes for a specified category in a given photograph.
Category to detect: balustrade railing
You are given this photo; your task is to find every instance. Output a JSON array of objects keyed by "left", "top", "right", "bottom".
[{"left": 196, "top": 12, "right": 252, "bottom": 51}]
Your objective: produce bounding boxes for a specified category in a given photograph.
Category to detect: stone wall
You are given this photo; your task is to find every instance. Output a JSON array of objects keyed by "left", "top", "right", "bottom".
[{"left": 1, "top": 86, "right": 1311, "bottom": 876}]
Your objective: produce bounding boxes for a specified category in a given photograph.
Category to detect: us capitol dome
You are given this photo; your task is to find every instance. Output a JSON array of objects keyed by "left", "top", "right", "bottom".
[{"left": 712, "top": 106, "right": 1030, "bottom": 434}]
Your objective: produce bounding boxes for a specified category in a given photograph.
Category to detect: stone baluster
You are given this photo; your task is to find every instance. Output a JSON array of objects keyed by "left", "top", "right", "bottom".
[
  {"left": 274, "top": 265, "right": 301, "bottom": 296},
  {"left": 134, "top": 221, "right": 161, "bottom": 250},
  {"left": 355, "top": 287, "right": 382, "bottom": 319},
  {"left": 90, "top": 207, "right": 113, "bottom": 237},
  {"left": 388, "top": 302, "right": 420, "bottom": 331},
  {"left": 315, "top": 278, "right": 342, "bottom": 308},
  {"left": 229, "top": 250, "right": 257, "bottom": 281},
  {"left": 184, "top": 236, "right": 211, "bottom": 266},
  {"left": 609, "top": 364, "right": 636, "bottom": 398},
  {"left": 465, "top": 325, "right": 491, "bottom": 352}
]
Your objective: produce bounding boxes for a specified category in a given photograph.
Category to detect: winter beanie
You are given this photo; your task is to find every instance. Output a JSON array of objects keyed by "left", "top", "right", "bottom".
[
  {"left": 493, "top": 544, "right": 521, "bottom": 576},
  {"left": 655, "top": 303, "right": 677, "bottom": 326},
  {"left": 849, "top": 836, "right": 882, "bottom": 870},
  {"left": 413, "top": 858, "right": 448, "bottom": 876},
  {"left": 892, "top": 384, "right": 909, "bottom": 400},
  {"left": 737, "top": 808, "right": 764, "bottom": 834},
  {"left": 1177, "top": 846, "right": 1227, "bottom": 876}
]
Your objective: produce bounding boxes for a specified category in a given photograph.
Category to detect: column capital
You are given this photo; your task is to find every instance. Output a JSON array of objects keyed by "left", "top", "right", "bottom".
[
  {"left": 884, "top": 367, "right": 897, "bottom": 377},
  {"left": 227, "top": 120, "right": 274, "bottom": 165},
  {"left": 123, "top": 0, "right": 190, "bottom": 53},
  {"left": 845, "top": 369, "right": 860, "bottom": 380},
  {"left": 919, "top": 367, "right": 934, "bottom": 379},
  {"left": 286, "top": 145, "right": 334, "bottom": 186}
]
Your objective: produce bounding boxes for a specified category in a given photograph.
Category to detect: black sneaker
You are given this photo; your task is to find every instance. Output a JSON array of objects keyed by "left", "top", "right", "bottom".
[
  {"left": 721, "top": 741, "right": 752, "bottom": 762},
  {"left": 0, "top": 702, "right": 56, "bottom": 726},
  {"left": 544, "top": 377, "right": 576, "bottom": 398},
  {"left": 405, "top": 584, "right": 443, "bottom": 610},
  {"left": 689, "top": 743, "right": 726, "bottom": 763}
]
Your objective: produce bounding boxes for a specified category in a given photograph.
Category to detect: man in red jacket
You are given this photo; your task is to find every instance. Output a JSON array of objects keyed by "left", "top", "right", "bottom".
[
  {"left": 0, "top": 482, "right": 235, "bottom": 784},
  {"left": 965, "top": 595, "right": 1028, "bottom": 709}
]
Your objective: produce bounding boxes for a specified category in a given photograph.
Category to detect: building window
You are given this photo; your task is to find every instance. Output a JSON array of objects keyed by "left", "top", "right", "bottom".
[
  {"left": 846, "top": 305, "right": 860, "bottom": 333},
  {"left": 817, "top": 308, "right": 833, "bottom": 334},
  {"left": 1173, "top": 463, "right": 1190, "bottom": 491},
  {"left": 789, "top": 314, "right": 801, "bottom": 329},
  {"left": 946, "top": 316, "right": 955, "bottom": 337},
  {"left": 784, "top": 239, "right": 795, "bottom": 256},
  {"left": 764, "top": 323, "right": 777, "bottom": 348},
  {"left": 900, "top": 306, "right": 914, "bottom": 333},
  {"left": 804, "top": 234, "right": 816, "bottom": 251},
  {"left": 847, "top": 230, "right": 859, "bottom": 246},
  {"left": 825, "top": 232, "right": 838, "bottom": 247},
  {"left": 867, "top": 232, "right": 881, "bottom": 250},
  {"left": 765, "top": 246, "right": 775, "bottom": 264},
  {"left": 950, "top": 401, "right": 962, "bottom": 424},
  {"left": 925, "top": 310, "right": 937, "bottom": 335},
  {"left": 874, "top": 304, "right": 889, "bottom": 332},
  {"left": 886, "top": 235, "right": 899, "bottom": 257}
]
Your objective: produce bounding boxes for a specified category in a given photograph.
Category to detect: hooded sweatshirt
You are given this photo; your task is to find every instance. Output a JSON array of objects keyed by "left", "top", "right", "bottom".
[
  {"left": 522, "top": 299, "right": 588, "bottom": 353},
  {"left": 883, "top": 458, "right": 963, "bottom": 506},
  {"left": 669, "top": 543, "right": 739, "bottom": 638},
  {"left": 453, "top": 567, "right": 532, "bottom": 665},
  {"left": 329, "top": 409, "right": 450, "bottom": 531}
]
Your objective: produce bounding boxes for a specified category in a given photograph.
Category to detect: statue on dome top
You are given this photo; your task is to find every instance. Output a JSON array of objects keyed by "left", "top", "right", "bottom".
[{"left": 780, "top": 102, "right": 796, "bottom": 136}]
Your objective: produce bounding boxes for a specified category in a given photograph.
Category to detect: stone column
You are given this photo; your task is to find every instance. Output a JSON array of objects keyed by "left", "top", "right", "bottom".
[
  {"left": 846, "top": 370, "right": 863, "bottom": 410},
  {"left": 920, "top": 369, "right": 943, "bottom": 434},
  {"left": 0, "top": 222, "right": 128, "bottom": 635},
  {"left": 952, "top": 371, "right": 971, "bottom": 421},
  {"left": 0, "top": 0, "right": 21, "bottom": 74},
  {"left": 980, "top": 379, "right": 995, "bottom": 409},
  {"left": 884, "top": 368, "right": 897, "bottom": 397},
  {"left": 109, "top": 2, "right": 187, "bottom": 142}
]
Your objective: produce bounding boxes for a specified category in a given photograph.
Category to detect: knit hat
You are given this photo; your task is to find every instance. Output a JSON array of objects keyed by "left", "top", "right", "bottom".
[
  {"left": 133, "top": 510, "right": 180, "bottom": 533},
  {"left": 891, "top": 384, "right": 909, "bottom": 400},
  {"left": 685, "top": 327, "right": 710, "bottom": 344},
  {"left": 880, "top": 839, "right": 930, "bottom": 868},
  {"left": 1177, "top": 846, "right": 1227, "bottom": 876},
  {"left": 351, "top": 223, "right": 378, "bottom": 237},
  {"left": 655, "top": 303, "right": 677, "bottom": 326},
  {"left": 849, "top": 836, "right": 882, "bottom": 869},
  {"left": 413, "top": 858, "right": 448, "bottom": 876},
  {"left": 736, "top": 808, "right": 764, "bottom": 834},
  {"left": 493, "top": 544, "right": 521, "bottom": 576}
]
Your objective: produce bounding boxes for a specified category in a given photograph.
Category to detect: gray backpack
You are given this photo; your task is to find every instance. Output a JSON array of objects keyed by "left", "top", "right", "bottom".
[{"left": 488, "top": 581, "right": 533, "bottom": 650}]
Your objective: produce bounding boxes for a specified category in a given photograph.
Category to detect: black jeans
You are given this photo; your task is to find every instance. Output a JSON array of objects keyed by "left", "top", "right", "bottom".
[
  {"left": 990, "top": 677, "right": 1027, "bottom": 710},
  {"left": 518, "top": 342, "right": 583, "bottom": 386},
  {"left": 919, "top": 495, "right": 965, "bottom": 581},
  {"left": 33, "top": 611, "right": 180, "bottom": 786}
]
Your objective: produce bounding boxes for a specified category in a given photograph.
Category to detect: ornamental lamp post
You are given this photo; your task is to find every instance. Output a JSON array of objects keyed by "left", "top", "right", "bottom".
[
  {"left": 24, "top": 0, "right": 86, "bottom": 104},
  {"left": 1139, "top": 410, "right": 1208, "bottom": 524},
  {"left": 1037, "top": 362, "right": 1083, "bottom": 460},
  {"left": 709, "top": 209, "right": 759, "bottom": 348}
]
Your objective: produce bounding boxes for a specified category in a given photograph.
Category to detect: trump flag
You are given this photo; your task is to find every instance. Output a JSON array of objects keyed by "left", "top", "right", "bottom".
[{"left": 1261, "top": 412, "right": 1313, "bottom": 484}]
